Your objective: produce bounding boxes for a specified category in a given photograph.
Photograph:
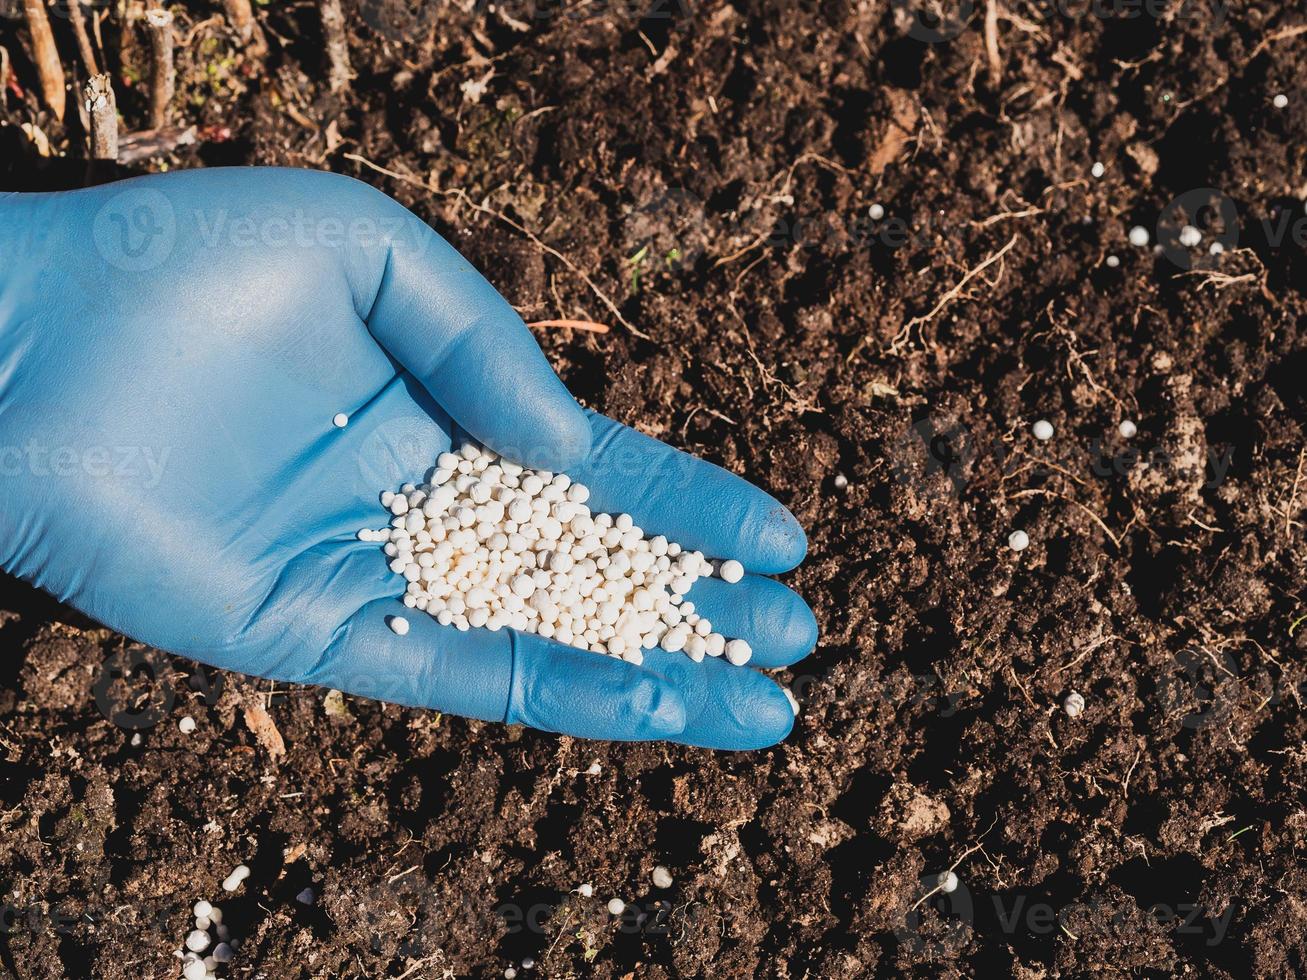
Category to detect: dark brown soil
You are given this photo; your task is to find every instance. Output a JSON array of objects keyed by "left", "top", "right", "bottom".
[{"left": 3, "top": 1, "right": 1307, "bottom": 977}]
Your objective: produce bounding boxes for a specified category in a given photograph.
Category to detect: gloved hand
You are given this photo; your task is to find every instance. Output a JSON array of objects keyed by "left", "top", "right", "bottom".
[{"left": 0, "top": 168, "right": 816, "bottom": 750}]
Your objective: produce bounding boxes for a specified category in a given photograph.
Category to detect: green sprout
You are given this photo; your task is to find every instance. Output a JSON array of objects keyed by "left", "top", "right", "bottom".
[{"left": 626, "top": 245, "right": 649, "bottom": 295}]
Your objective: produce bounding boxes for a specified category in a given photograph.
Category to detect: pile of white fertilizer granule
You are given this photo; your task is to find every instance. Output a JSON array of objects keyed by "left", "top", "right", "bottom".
[{"left": 359, "top": 443, "right": 754, "bottom": 667}]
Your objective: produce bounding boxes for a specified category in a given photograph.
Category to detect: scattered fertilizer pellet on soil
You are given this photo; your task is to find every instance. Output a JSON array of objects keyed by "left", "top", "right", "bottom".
[
  {"left": 178, "top": 715, "right": 196, "bottom": 734},
  {"left": 521, "top": 957, "right": 535, "bottom": 969},
  {"left": 1090, "top": 161, "right": 1105, "bottom": 178},
  {"left": 938, "top": 871, "right": 959, "bottom": 894},
  {"left": 1064, "top": 691, "right": 1086, "bottom": 718},
  {"left": 1119, "top": 419, "right": 1137, "bottom": 438},
  {"left": 332, "top": 413, "right": 349, "bottom": 428},
  {"left": 1179, "top": 224, "right": 1202, "bottom": 248},
  {"left": 1273, "top": 93, "right": 1289, "bottom": 108},
  {"left": 868, "top": 203, "right": 885, "bottom": 220},
  {"left": 1210, "top": 241, "right": 1225, "bottom": 255},
  {"left": 585, "top": 760, "right": 602, "bottom": 775},
  {"left": 221, "top": 864, "right": 250, "bottom": 892},
  {"left": 504, "top": 969, "right": 516, "bottom": 980},
  {"left": 1008, "top": 530, "right": 1029, "bottom": 552},
  {"left": 362, "top": 443, "right": 753, "bottom": 664},
  {"left": 833, "top": 472, "right": 849, "bottom": 490},
  {"left": 1105, "top": 255, "right": 1120, "bottom": 268},
  {"left": 578, "top": 883, "right": 594, "bottom": 898},
  {"left": 651, "top": 866, "right": 673, "bottom": 889},
  {"left": 1032, "top": 420, "right": 1054, "bottom": 441},
  {"left": 1128, "top": 225, "right": 1150, "bottom": 247},
  {"left": 607, "top": 898, "right": 626, "bottom": 915}
]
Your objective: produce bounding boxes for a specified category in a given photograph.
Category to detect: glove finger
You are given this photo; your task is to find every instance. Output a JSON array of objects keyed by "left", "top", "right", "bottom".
[
  {"left": 301, "top": 597, "right": 685, "bottom": 741},
  {"left": 639, "top": 649, "right": 797, "bottom": 750},
  {"left": 565, "top": 413, "right": 807, "bottom": 575},
  {"left": 357, "top": 193, "right": 591, "bottom": 471},
  {"left": 509, "top": 631, "right": 686, "bottom": 740},
  {"left": 683, "top": 574, "right": 818, "bottom": 669}
]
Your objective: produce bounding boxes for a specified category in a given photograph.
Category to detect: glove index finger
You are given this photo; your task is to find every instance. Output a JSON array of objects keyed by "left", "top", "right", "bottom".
[{"left": 357, "top": 194, "right": 591, "bottom": 472}]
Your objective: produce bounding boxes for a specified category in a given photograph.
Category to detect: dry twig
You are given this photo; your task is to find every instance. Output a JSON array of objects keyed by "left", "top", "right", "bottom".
[
  {"left": 83, "top": 73, "right": 117, "bottom": 160},
  {"left": 527, "top": 319, "right": 611, "bottom": 334},
  {"left": 319, "top": 0, "right": 353, "bottom": 93},
  {"left": 984, "top": 0, "right": 1002, "bottom": 86},
  {"left": 66, "top": 0, "right": 99, "bottom": 74},
  {"left": 145, "top": 5, "right": 175, "bottom": 130},
  {"left": 23, "top": 0, "right": 65, "bottom": 121}
]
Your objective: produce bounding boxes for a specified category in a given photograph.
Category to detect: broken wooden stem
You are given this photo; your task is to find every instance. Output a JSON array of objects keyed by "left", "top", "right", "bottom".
[
  {"left": 83, "top": 72, "right": 117, "bottom": 160},
  {"left": 23, "top": 0, "right": 66, "bottom": 121},
  {"left": 318, "top": 0, "right": 352, "bottom": 93},
  {"left": 145, "top": 5, "right": 174, "bottom": 130}
]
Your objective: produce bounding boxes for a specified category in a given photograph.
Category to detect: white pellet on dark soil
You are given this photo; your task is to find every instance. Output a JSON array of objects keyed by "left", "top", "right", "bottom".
[
  {"left": 1032, "top": 419, "right": 1054, "bottom": 441},
  {"left": 221, "top": 863, "right": 249, "bottom": 893},
  {"left": 1064, "top": 691, "right": 1086, "bottom": 717},
  {"left": 938, "top": 870, "right": 959, "bottom": 894},
  {"left": 651, "top": 865, "right": 674, "bottom": 889},
  {"left": 1118, "top": 419, "right": 1137, "bottom": 439},
  {"left": 362, "top": 443, "right": 754, "bottom": 666},
  {"left": 1008, "top": 530, "right": 1029, "bottom": 552},
  {"left": 1128, "top": 225, "right": 1150, "bottom": 247},
  {"left": 174, "top": 899, "right": 237, "bottom": 980}
]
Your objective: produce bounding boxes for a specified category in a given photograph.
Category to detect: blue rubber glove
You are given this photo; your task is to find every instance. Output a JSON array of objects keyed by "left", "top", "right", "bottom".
[{"left": 0, "top": 168, "right": 816, "bottom": 750}]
